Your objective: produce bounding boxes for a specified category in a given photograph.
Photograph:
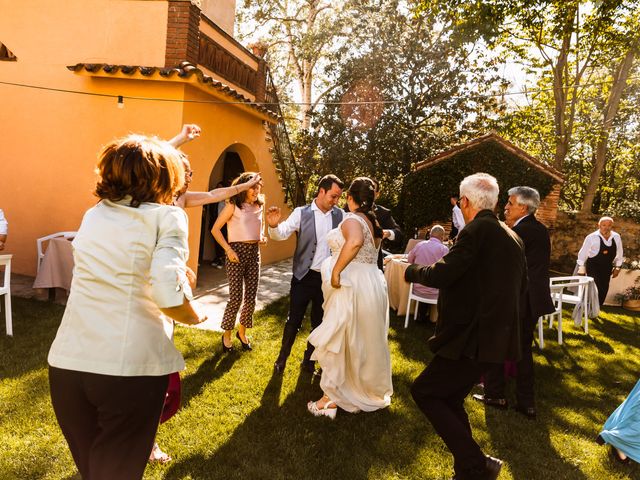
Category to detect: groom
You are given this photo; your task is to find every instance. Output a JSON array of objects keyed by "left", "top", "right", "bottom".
[{"left": 267, "top": 174, "right": 344, "bottom": 373}]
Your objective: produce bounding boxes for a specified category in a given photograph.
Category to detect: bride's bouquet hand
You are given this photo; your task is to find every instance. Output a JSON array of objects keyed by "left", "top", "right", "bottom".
[{"left": 331, "top": 271, "right": 341, "bottom": 289}]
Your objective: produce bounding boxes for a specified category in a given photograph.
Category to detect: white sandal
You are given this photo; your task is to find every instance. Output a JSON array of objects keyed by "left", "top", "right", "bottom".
[
  {"left": 307, "top": 398, "right": 337, "bottom": 420},
  {"left": 148, "top": 443, "right": 172, "bottom": 464}
]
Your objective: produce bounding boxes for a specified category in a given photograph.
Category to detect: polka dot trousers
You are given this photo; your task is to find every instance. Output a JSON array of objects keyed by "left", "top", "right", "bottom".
[{"left": 221, "top": 242, "right": 260, "bottom": 331}]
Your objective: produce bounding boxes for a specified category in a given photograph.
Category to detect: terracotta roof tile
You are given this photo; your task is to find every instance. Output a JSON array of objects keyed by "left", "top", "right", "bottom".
[{"left": 67, "top": 61, "right": 277, "bottom": 119}]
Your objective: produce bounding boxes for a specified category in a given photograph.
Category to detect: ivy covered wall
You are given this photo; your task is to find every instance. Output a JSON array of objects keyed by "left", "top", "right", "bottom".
[{"left": 401, "top": 140, "right": 557, "bottom": 236}]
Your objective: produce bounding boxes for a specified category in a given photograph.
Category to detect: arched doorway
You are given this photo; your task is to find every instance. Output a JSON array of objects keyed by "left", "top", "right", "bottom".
[{"left": 198, "top": 144, "right": 257, "bottom": 266}]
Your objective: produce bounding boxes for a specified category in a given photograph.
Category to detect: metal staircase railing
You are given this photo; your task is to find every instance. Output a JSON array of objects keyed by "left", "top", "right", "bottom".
[{"left": 263, "top": 68, "right": 306, "bottom": 207}]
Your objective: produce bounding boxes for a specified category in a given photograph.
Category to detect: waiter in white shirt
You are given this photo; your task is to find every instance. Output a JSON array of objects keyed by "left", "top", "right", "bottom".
[
  {"left": 576, "top": 216, "right": 624, "bottom": 306},
  {"left": 0, "top": 209, "right": 7, "bottom": 250},
  {"left": 450, "top": 194, "right": 465, "bottom": 239},
  {"left": 267, "top": 174, "right": 344, "bottom": 374}
]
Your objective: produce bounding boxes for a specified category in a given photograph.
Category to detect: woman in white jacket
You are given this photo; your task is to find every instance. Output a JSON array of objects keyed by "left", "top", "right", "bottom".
[{"left": 48, "top": 134, "right": 207, "bottom": 480}]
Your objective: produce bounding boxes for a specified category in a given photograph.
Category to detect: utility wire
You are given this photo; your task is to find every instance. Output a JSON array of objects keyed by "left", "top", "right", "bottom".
[{"left": 1, "top": 74, "right": 639, "bottom": 106}]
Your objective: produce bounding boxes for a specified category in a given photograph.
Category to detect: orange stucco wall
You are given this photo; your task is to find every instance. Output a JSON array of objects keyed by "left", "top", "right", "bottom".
[
  {"left": 201, "top": 0, "right": 238, "bottom": 38},
  {"left": 0, "top": 0, "right": 294, "bottom": 276}
]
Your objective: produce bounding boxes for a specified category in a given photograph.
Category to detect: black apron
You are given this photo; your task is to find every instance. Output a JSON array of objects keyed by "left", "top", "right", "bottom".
[{"left": 586, "top": 236, "right": 617, "bottom": 307}]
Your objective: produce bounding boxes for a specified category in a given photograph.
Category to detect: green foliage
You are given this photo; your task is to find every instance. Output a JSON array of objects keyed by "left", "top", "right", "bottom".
[
  {"left": 309, "top": 0, "right": 506, "bottom": 204},
  {"left": 401, "top": 140, "right": 556, "bottom": 233}
]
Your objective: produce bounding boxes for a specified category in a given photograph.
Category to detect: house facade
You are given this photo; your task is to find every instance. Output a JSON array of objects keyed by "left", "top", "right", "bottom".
[{"left": 0, "top": 0, "right": 298, "bottom": 275}]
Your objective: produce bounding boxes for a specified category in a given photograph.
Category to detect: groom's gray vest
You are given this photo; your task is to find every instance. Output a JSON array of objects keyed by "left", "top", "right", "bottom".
[{"left": 293, "top": 205, "right": 343, "bottom": 280}]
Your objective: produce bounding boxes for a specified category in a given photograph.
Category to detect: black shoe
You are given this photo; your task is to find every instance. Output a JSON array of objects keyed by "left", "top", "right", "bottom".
[
  {"left": 472, "top": 394, "right": 508, "bottom": 410},
  {"left": 609, "top": 446, "right": 631, "bottom": 465},
  {"left": 236, "top": 331, "right": 252, "bottom": 351},
  {"left": 221, "top": 334, "right": 233, "bottom": 353},
  {"left": 596, "top": 434, "right": 605, "bottom": 446},
  {"left": 273, "top": 359, "right": 286, "bottom": 374},
  {"left": 515, "top": 404, "right": 537, "bottom": 419},
  {"left": 485, "top": 456, "right": 503, "bottom": 479},
  {"left": 452, "top": 456, "right": 502, "bottom": 480}
]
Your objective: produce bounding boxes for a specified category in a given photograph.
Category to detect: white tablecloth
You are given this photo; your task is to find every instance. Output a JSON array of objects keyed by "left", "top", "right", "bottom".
[
  {"left": 384, "top": 258, "right": 411, "bottom": 315},
  {"left": 33, "top": 237, "right": 74, "bottom": 291}
]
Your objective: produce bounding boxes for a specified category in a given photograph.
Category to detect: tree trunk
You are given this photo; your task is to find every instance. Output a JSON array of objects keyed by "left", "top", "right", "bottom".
[
  {"left": 580, "top": 45, "right": 637, "bottom": 215},
  {"left": 551, "top": 7, "right": 577, "bottom": 172},
  {"left": 301, "top": 62, "right": 313, "bottom": 130}
]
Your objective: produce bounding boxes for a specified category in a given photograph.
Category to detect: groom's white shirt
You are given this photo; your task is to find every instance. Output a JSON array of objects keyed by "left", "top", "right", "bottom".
[{"left": 268, "top": 199, "right": 336, "bottom": 272}]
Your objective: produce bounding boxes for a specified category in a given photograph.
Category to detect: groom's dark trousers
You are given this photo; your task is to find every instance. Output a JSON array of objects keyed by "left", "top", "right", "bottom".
[{"left": 278, "top": 270, "right": 323, "bottom": 363}]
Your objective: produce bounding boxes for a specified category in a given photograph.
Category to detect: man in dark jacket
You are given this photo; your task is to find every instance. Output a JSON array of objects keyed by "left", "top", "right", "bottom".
[
  {"left": 405, "top": 173, "right": 526, "bottom": 480},
  {"left": 371, "top": 179, "right": 402, "bottom": 269},
  {"left": 474, "top": 186, "right": 555, "bottom": 419}
]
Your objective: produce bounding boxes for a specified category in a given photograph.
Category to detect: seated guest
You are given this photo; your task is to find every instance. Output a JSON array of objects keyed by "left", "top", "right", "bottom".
[
  {"left": 48, "top": 134, "right": 207, "bottom": 480},
  {"left": 407, "top": 225, "right": 449, "bottom": 321},
  {"left": 0, "top": 208, "right": 7, "bottom": 250},
  {"left": 576, "top": 216, "right": 623, "bottom": 306}
]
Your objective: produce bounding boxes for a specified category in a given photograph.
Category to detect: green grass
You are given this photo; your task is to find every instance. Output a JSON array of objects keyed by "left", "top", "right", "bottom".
[{"left": 1, "top": 296, "right": 639, "bottom": 480}]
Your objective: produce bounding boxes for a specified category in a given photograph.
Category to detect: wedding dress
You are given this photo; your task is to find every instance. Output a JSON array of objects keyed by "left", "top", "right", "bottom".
[{"left": 308, "top": 213, "right": 393, "bottom": 412}]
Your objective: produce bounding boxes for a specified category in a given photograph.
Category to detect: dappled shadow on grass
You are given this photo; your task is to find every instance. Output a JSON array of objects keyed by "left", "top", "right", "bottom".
[
  {"left": 484, "top": 402, "right": 590, "bottom": 480},
  {"left": 0, "top": 297, "right": 64, "bottom": 381},
  {"left": 387, "top": 312, "right": 436, "bottom": 364},
  {"left": 164, "top": 361, "right": 430, "bottom": 480},
  {"left": 478, "top": 308, "right": 640, "bottom": 478}
]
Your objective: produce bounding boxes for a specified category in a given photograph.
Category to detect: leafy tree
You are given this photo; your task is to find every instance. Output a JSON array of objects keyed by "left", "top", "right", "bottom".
[
  {"left": 236, "top": 0, "right": 352, "bottom": 130},
  {"left": 309, "top": 0, "right": 506, "bottom": 202},
  {"left": 456, "top": 0, "right": 640, "bottom": 215}
]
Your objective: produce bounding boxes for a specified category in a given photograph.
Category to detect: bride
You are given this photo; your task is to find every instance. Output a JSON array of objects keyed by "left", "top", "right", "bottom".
[{"left": 307, "top": 177, "right": 393, "bottom": 419}]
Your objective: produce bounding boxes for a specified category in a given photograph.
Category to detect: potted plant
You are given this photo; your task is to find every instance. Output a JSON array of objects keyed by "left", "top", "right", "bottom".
[{"left": 615, "top": 277, "right": 640, "bottom": 311}]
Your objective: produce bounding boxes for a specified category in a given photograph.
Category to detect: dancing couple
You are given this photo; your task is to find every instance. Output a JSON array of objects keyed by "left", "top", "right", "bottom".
[{"left": 268, "top": 175, "right": 393, "bottom": 419}]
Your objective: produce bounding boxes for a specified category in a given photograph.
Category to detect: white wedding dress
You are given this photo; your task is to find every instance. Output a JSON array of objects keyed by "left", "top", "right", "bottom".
[{"left": 308, "top": 213, "right": 393, "bottom": 413}]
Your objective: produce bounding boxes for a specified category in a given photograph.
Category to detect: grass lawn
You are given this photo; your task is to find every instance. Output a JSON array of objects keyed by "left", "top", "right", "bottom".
[{"left": 1, "top": 296, "right": 640, "bottom": 480}]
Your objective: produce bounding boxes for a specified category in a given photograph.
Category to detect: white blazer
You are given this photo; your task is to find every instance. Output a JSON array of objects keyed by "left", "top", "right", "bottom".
[{"left": 48, "top": 198, "right": 192, "bottom": 376}]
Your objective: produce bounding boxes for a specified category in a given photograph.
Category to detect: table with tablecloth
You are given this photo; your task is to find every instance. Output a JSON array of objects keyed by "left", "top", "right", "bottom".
[
  {"left": 33, "top": 237, "right": 74, "bottom": 292},
  {"left": 384, "top": 257, "right": 411, "bottom": 315}
]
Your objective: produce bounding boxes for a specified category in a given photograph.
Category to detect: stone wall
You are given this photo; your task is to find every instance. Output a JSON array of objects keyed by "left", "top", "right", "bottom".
[{"left": 550, "top": 211, "right": 640, "bottom": 273}]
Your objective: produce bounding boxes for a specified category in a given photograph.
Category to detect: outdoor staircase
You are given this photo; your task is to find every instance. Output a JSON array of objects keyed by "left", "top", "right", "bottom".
[{"left": 263, "top": 69, "right": 306, "bottom": 208}]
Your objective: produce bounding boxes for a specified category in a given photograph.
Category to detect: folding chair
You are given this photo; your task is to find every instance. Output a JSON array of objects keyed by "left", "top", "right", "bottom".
[{"left": 0, "top": 254, "right": 13, "bottom": 336}]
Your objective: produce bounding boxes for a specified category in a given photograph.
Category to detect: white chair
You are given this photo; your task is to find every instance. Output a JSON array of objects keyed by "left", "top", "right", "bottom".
[
  {"left": 405, "top": 283, "right": 438, "bottom": 328},
  {"left": 537, "top": 309, "right": 561, "bottom": 349},
  {"left": 37, "top": 231, "right": 76, "bottom": 273},
  {"left": 544, "top": 276, "right": 592, "bottom": 345},
  {"left": 0, "top": 254, "right": 13, "bottom": 336}
]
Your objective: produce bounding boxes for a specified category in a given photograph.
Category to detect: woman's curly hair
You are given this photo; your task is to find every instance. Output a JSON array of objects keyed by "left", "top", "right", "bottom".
[
  {"left": 229, "top": 172, "right": 264, "bottom": 209},
  {"left": 94, "top": 135, "right": 185, "bottom": 207}
]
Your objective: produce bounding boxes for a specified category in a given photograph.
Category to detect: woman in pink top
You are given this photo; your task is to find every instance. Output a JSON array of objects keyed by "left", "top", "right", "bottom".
[{"left": 212, "top": 172, "right": 266, "bottom": 352}]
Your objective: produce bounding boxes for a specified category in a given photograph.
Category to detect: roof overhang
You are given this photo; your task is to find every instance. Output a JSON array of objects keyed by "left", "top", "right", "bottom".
[{"left": 68, "top": 63, "right": 278, "bottom": 123}]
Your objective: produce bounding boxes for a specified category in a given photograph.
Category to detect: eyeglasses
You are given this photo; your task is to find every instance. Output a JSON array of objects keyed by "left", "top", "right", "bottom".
[{"left": 185, "top": 171, "right": 194, "bottom": 179}]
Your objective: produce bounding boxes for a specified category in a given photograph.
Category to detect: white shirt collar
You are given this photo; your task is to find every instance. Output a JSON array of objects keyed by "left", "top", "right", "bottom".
[
  {"left": 311, "top": 199, "right": 332, "bottom": 216},
  {"left": 513, "top": 214, "right": 530, "bottom": 227}
]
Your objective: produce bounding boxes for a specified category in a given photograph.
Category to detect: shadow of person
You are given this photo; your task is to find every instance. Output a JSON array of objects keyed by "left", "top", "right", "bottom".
[
  {"left": 482, "top": 402, "right": 590, "bottom": 480},
  {"left": 162, "top": 367, "right": 426, "bottom": 480},
  {"left": 180, "top": 350, "right": 241, "bottom": 408}
]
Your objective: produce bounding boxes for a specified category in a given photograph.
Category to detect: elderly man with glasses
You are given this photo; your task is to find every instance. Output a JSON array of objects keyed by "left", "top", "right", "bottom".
[{"left": 405, "top": 173, "right": 527, "bottom": 480}]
